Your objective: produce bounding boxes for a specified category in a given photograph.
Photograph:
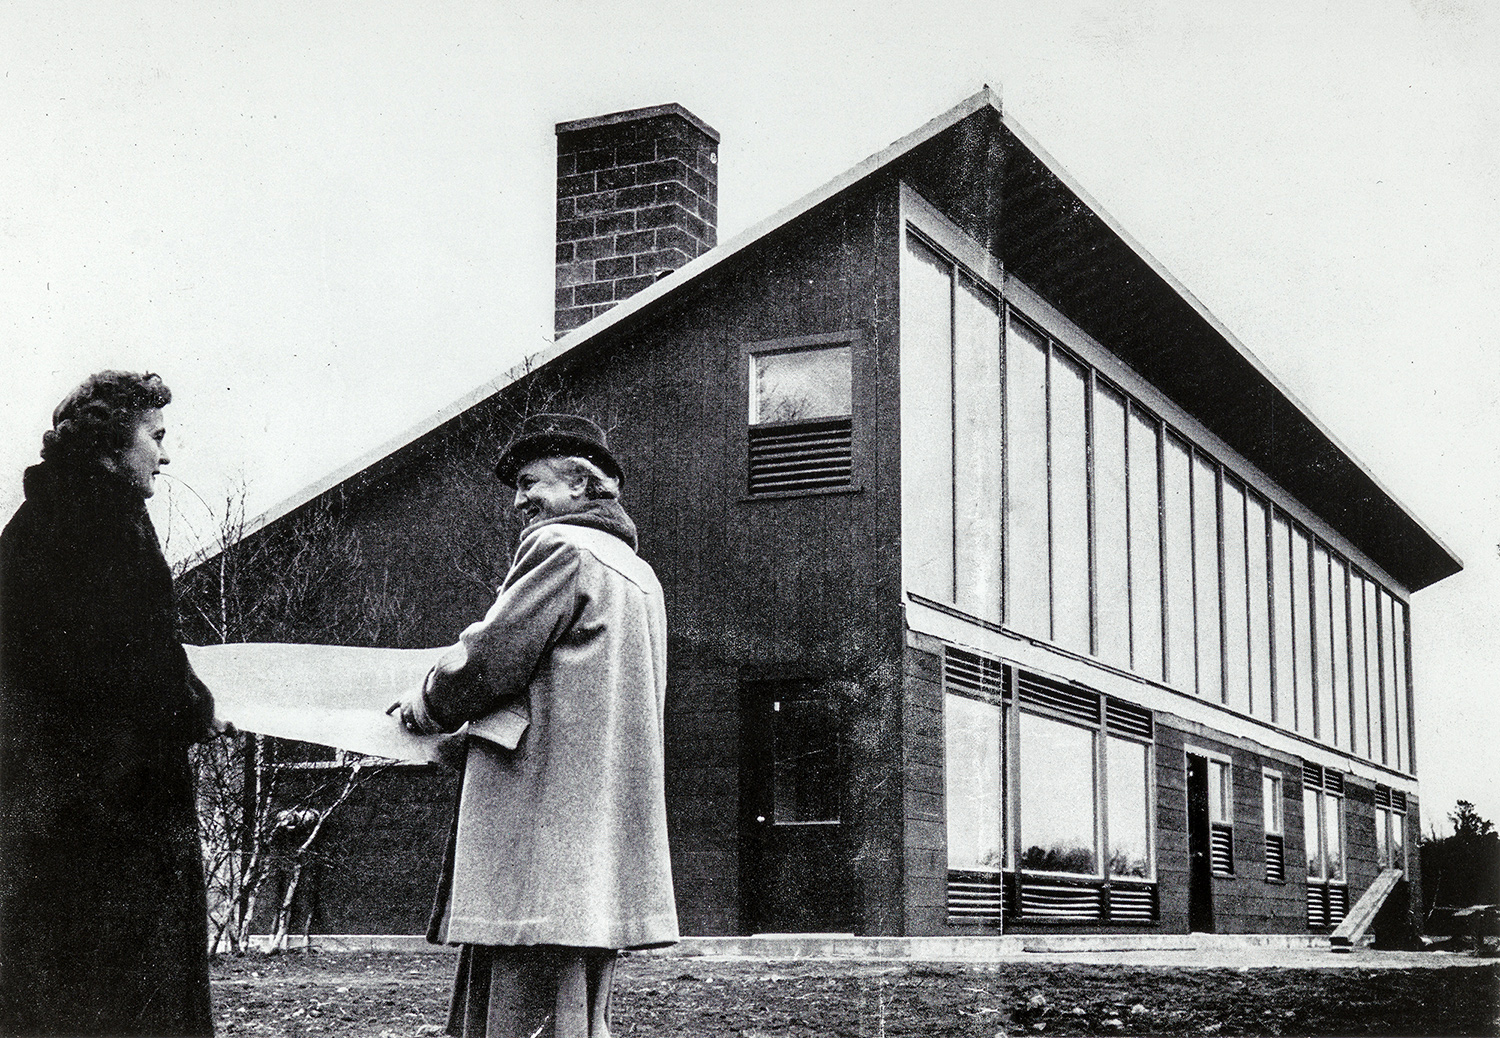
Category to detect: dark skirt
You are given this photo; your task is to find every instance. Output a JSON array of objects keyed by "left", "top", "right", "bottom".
[
  {"left": 446, "top": 945, "right": 617, "bottom": 1038},
  {"left": 0, "top": 740, "right": 214, "bottom": 1037}
]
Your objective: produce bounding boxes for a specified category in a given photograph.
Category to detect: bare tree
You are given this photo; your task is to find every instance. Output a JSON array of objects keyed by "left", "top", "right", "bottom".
[{"left": 176, "top": 483, "right": 411, "bottom": 953}]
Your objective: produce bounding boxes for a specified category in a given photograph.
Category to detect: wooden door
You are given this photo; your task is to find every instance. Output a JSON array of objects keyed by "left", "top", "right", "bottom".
[
  {"left": 1186, "top": 753, "right": 1215, "bottom": 932},
  {"left": 740, "top": 681, "right": 854, "bottom": 933}
]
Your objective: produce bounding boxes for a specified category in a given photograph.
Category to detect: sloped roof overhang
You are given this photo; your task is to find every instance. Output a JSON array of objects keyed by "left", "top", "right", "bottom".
[{"left": 225, "top": 88, "right": 1460, "bottom": 592}]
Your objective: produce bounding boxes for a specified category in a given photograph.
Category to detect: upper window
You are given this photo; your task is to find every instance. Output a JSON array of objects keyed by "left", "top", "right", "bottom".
[
  {"left": 746, "top": 339, "right": 854, "bottom": 495},
  {"left": 750, "top": 345, "right": 851, "bottom": 424}
]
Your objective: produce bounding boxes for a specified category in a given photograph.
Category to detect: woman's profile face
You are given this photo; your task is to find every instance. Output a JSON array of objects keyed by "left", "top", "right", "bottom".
[{"left": 109, "top": 408, "right": 170, "bottom": 498}]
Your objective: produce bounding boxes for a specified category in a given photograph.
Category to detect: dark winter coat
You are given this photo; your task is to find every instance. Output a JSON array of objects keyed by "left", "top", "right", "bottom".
[
  {"left": 409, "top": 500, "right": 678, "bottom": 951},
  {"left": 0, "top": 461, "right": 216, "bottom": 1037}
]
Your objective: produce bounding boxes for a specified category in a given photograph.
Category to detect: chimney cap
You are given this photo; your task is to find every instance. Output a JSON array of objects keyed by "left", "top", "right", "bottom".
[{"left": 556, "top": 103, "right": 719, "bottom": 144}]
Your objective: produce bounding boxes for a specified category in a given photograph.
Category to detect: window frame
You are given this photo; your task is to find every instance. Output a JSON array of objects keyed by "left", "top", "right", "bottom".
[
  {"left": 739, "top": 331, "right": 866, "bottom": 501},
  {"left": 1374, "top": 784, "right": 1409, "bottom": 873},
  {"left": 1262, "top": 768, "right": 1286, "bottom": 883},
  {"left": 1188, "top": 746, "right": 1236, "bottom": 878}
]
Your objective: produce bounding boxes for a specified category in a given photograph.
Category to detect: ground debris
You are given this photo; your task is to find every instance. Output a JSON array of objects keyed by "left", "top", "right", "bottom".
[{"left": 211, "top": 951, "right": 1500, "bottom": 1037}]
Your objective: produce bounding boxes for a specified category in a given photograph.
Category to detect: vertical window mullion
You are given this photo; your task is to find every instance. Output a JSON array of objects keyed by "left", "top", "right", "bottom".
[
  {"left": 1124, "top": 401, "right": 1135, "bottom": 669},
  {"left": 948, "top": 266, "right": 959, "bottom": 604},
  {"left": 1044, "top": 339, "right": 1055, "bottom": 642},
  {"left": 1095, "top": 711, "right": 1108, "bottom": 880},
  {"left": 1086, "top": 369, "right": 1098, "bottom": 657},
  {"left": 1157, "top": 424, "right": 1169, "bottom": 685},
  {"left": 1001, "top": 305, "right": 1013, "bottom": 629}
]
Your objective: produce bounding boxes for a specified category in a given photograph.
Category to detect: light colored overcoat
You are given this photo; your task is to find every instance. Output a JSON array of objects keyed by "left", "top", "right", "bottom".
[{"left": 415, "top": 505, "right": 677, "bottom": 950}]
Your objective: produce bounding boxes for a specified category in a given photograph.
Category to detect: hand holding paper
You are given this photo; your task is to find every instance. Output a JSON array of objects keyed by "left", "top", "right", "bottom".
[{"left": 186, "top": 642, "right": 456, "bottom": 763}]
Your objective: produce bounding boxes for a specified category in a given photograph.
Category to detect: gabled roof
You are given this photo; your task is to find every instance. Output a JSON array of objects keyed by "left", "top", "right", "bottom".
[{"left": 227, "top": 88, "right": 1461, "bottom": 591}]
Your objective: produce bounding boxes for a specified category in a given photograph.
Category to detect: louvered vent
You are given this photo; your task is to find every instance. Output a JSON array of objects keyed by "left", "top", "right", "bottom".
[
  {"left": 1265, "top": 834, "right": 1285, "bottom": 882},
  {"left": 1108, "top": 882, "right": 1156, "bottom": 923},
  {"left": 1105, "top": 698, "right": 1153, "bottom": 741},
  {"left": 748, "top": 417, "right": 853, "bottom": 494},
  {"left": 1307, "top": 883, "right": 1348, "bottom": 930},
  {"left": 1374, "top": 785, "right": 1392, "bottom": 809},
  {"left": 1211, "top": 824, "right": 1234, "bottom": 875},
  {"left": 1390, "top": 790, "right": 1406, "bottom": 812},
  {"left": 1016, "top": 671, "right": 1099, "bottom": 725},
  {"left": 1307, "top": 886, "right": 1328, "bottom": 929},
  {"left": 1304, "top": 763, "right": 1344, "bottom": 795},
  {"left": 943, "top": 647, "right": 1007, "bottom": 701},
  {"left": 1019, "top": 878, "right": 1104, "bottom": 920},
  {"left": 1327, "top": 885, "right": 1348, "bottom": 926},
  {"left": 946, "top": 870, "right": 1004, "bottom": 921}
]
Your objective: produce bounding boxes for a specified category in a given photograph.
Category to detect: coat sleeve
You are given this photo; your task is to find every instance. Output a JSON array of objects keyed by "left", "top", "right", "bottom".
[{"left": 418, "top": 529, "right": 581, "bottom": 733}]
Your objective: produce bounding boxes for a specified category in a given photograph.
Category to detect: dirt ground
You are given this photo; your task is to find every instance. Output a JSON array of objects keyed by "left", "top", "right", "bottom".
[{"left": 210, "top": 949, "right": 1499, "bottom": 1037}]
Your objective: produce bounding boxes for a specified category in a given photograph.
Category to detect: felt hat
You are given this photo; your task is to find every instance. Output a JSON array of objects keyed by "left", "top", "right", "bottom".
[{"left": 494, "top": 413, "right": 624, "bottom": 486}]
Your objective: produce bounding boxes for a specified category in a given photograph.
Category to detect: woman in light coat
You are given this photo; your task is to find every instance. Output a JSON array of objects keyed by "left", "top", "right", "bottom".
[{"left": 397, "top": 414, "right": 676, "bottom": 1038}]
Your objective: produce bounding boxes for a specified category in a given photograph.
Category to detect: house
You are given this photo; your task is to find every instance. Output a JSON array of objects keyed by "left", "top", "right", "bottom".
[{"left": 185, "top": 90, "right": 1461, "bottom": 939}]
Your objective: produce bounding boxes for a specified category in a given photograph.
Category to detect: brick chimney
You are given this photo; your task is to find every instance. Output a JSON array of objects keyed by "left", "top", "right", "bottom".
[{"left": 554, "top": 104, "right": 719, "bottom": 336}]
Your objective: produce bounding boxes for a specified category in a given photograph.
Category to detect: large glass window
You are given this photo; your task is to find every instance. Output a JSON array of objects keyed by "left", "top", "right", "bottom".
[
  {"left": 1222, "top": 478, "right": 1250, "bottom": 714},
  {"left": 1389, "top": 595, "right": 1409, "bottom": 773},
  {"left": 1382, "top": 592, "right": 1401, "bottom": 771},
  {"left": 1005, "top": 316, "right": 1051, "bottom": 638},
  {"left": 1163, "top": 434, "right": 1196, "bottom": 691},
  {"left": 1291, "top": 528, "right": 1314, "bottom": 737},
  {"left": 1270, "top": 514, "right": 1294, "bottom": 727},
  {"left": 1018, "top": 713, "right": 1098, "bottom": 874},
  {"left": 944, "top": 694, "right": 1004, "bottom": 872},
  {"left": 1246, "top": 494, "right": 1272, "bottom": 721},
  {"left": 1364, "top": 578, "right": 1384, "bottom": 765},
  {"left": 1304, "top": 770, "right": 1345, "bottom": 884},
  {"left": 1094, "top": 385, "right": 1130, "bottom": 669},
  {"left": 953, "top": 276, "right": 1003, "bottom": 621},
  {"left": 1050, "top": 351, "right": 1092, "bottom": 654},
  {"left": 900, "top": 235, "right": 955, "bottom": 600},
  {"left": 1349, "top": 578, "right": 1371, "bottom": 760},
  {"left": 1313, "top": 545, "right": 1335, "bottom": 744},
  {"left": 1330, "top": 558, "right": 1349, "bottom": 750},
  {"left": 1106, "top": 736, "right": 1150, "bottom": 877},
  {"left": 1127, "top": 409, "right": 1164, "bottom": 681},
  {"left": 941, "top": 653, "right": 1156, "bottom": 922},
  {"left": 1193, "top": 456, "right": 1223, "bottom": 702}
]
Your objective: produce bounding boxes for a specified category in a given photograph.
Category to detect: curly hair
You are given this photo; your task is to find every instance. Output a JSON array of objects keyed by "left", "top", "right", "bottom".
[{"left": 41, "top": 371, "right": 172, "bottom": 464}]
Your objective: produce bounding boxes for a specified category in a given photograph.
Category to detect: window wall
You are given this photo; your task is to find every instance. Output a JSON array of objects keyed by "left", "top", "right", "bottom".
[
  {"left": 901, "top": 223, "right": 1415, "bottom": 773},
  {"left": 941, "top": 648, "right": 1156, "bottom": 923}
]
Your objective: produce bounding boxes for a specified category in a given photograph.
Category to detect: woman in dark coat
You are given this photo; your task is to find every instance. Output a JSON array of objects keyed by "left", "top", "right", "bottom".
[{"left": 1, "top": 371, "right": 218, "bottom": 1037}]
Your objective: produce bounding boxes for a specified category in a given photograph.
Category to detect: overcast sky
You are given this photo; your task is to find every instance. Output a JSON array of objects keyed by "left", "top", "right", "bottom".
[{"left": 3, "top": 0, "right": 1496, "bottom": 831}]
